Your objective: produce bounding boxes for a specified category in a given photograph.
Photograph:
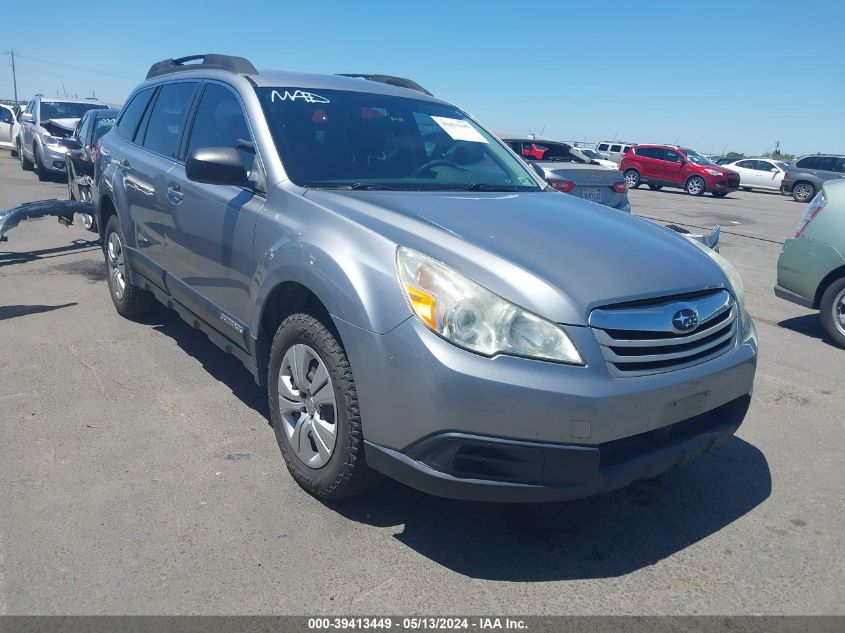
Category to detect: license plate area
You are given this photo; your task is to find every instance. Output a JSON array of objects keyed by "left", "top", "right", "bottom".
[{"left": 582, "top": 187, "right": 602, "bottom": 202}]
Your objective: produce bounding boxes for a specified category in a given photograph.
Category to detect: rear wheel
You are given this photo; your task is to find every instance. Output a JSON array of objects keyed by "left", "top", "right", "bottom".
[
  {"left": 103, "top": 215, "right": 155, "bottom": 319},
  {"left": 792, "top": 182, "right": 815, "bottom": 203},
  {"left": 742, "top": 186, "right": 752, "bottom": 192},
  {"left": 648, "top": 184, "right": 663, "bottom": 191},
  {"left": 685, "top": 176, "right": 706, "bottom": 196},
  {"left": 819, "top": 277, "right": 845, "bottom": 349},
  {"left": 268, "top": 313, "right": 380, "bottom": 500},
  {"left": 623, "top": 169, "right": 640, "bottom": 189}
]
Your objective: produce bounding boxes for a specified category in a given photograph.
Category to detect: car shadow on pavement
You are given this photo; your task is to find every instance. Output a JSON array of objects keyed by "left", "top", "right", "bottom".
[
  {"left": 328, "top": 436, "right": 770, "bottom": 581},
  {"left": 777, "top": 314, "right": 837, "bottom": 347},
  {"left": 0, "top": 302, "right": 78, "bottom": 321},
  {"left": 146, "top": 308, "right": 269, "bottom": 419}
]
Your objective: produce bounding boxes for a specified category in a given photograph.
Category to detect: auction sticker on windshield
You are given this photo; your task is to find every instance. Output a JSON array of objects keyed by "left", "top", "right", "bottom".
[{"left": 430, "top": 116, "right": 488, "bottom": 143}]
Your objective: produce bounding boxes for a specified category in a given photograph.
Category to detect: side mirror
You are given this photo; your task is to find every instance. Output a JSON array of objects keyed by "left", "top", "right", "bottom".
[
  {"left": 61, "top": 138, "right": 82, "bottom": 150},
  {"left": 20, "top": 112, "right": 33, "bottom": 123},
  {"left": 185, "top": 147, "right": 249, "bottom": 186}
]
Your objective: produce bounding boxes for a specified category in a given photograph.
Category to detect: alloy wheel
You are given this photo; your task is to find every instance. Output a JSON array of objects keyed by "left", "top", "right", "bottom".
[
  {"left": 794, "top": 184, "right": 813, "bottom": 202},
  {"left": 277, "top": 343, "right": 337, "bottom": 469},
  {"left": 106, "top": 231, "right": 127, "bottom": 300},
  {"left": 834, "top": 288, "right": 845, "bottom": 337},
  {"left": 687, "top": 177, "right": 704, "bottom": 195}
]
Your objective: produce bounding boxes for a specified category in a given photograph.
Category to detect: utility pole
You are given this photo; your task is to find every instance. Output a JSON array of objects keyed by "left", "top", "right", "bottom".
[{"left": 5, "top": 49, "right": 18, "bottom": 101}]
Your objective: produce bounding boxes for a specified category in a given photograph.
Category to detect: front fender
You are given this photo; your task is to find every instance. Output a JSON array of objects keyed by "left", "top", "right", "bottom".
[
  {"left": 96, "top": 162, "right": 133, "bottom": 245},
  {"left": 250, "top": 194, "right": 411, "bottom": 336}
]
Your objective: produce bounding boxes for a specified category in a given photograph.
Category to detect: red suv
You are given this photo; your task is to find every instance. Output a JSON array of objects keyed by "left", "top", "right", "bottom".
[{"left": 620, "top": 145, "right": 740, "bottom": 197}]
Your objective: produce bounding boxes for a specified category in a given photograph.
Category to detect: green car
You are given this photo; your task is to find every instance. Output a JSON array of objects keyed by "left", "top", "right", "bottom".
[{"left": 776, "top": 179, "right": 845, "bottom": 347}]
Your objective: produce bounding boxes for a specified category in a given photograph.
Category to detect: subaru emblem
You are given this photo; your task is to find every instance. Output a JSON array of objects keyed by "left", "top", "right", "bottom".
[{"left": 672, "top": 308, "right": 699, "bottom": 333}]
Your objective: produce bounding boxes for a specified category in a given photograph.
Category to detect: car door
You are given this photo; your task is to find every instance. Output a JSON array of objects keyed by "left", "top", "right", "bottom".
[
  {"left": 754, "top": 160, "right": 782, "bottom": 189},
  {"left": 162, "top": 81, "right": 266, "bottom": 341},
  {"left": 0, "top": 106, "right": 13, "bottom": 146},
  {"left": 21, "top": 100, "right": 36, "bottom": 150},
  {"left": 661, "top": 148, "right": 686, "bottom": 185},
  {"left": 732, "top": 160, "right": 756, "bottom": 187},
  {"left": 637, "top": 147, "right": 663, "bottom": 181}
]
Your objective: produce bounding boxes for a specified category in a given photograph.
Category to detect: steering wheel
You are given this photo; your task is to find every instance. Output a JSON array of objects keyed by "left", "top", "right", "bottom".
[{"left": 411, "top": 158, "right": 464, "bottom": 177}]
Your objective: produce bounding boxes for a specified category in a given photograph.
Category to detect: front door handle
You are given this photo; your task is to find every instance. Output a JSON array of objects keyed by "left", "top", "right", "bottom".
[
  {"left": 166, "top": 182, "right": 183, "bottom": 205},
  {"left": 120, "top": 158, "right": 130, "bottom": 167}
]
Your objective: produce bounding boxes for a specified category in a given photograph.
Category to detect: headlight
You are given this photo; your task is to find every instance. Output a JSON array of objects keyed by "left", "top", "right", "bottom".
[
  {"left": 704, "top": 169, "right": 723, "bottom": 176},
  {"left": 396, "top": 247, "right": 583, "bottom": 364},
  {"left": 42, "top": 135, "right": 63, "bottom": 147}
]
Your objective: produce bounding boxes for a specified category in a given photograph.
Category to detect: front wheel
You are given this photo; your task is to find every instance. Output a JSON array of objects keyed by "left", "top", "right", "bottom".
[
  {"left": 819, "top": 278, "right": 845, "bottom": 348},
  {"left": 19, "top": 142, "right": 32, "bottom": 170},
  {"left": 711, "top": 191, "right": 728, "bottom": 198},
  {"left": 268, "top": 313, "right": 380, "bottom": 500},
  {"left": 685, "top": 176, "right": 706, "bottom": 196},
  {"left": 792, "top": 182, "right": 815, "bottom": 203},
  {"left": 623, "top": 169, "right": 640, "bottom": 189},
  {"left": 103, "top": 215, "right": 155, "bottom": 319},
  {"left": 33, "top": 145, "right": 49, "bottom": 181},
  {"left": 648, "top": 184, "right": 663, "bottom": 191}
]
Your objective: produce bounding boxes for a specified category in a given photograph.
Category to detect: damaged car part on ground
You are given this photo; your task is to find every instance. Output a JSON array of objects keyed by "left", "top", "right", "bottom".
[
  {"left": 87, "top": 54, "right": 757, "bottom": 503},
  {"left": 0, "top": 199, "right": 96, "bottom": 242}
]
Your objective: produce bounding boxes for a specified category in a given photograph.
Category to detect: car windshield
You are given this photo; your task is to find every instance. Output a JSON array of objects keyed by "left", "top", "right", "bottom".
[
  {"left": 256, "top": 88, "right": 541, "bottom": 191},
  {"left": 579, "top": 149, "right": 603, "bottom": 160},
  {"left": 681, "top": 148, "right": 716, "bottom": 166},
  {"left": 40, "top": 102, "right": 107, "bottom": 121},
  {"left": 776, "top": 161, "right": 788, "bottom": 170}
]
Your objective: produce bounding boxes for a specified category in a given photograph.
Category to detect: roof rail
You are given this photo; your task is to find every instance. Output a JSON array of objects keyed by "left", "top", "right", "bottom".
[
  {"left": 146, "top": 54, "right": 257, "bottom": 80},
  {"left": 336, "top": 74, "right": 433, "bottom": 96}
]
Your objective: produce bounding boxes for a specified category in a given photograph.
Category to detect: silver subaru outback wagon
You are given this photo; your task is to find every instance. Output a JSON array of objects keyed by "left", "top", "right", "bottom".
[{"left": 94, "top": 54, "right": 757, "bottom": 502}]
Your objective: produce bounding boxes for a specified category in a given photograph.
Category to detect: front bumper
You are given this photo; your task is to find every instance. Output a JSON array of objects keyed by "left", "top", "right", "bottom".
[
  {"left": 365, "top": 394, "right": 750, "bottom": 502},
  {"left": 709, "top": 176, "right": 741, "bottom": 192},
  {"left": 336, "top": 313, "right": 757, "bottom": 501},
  {"left": 39, "top": 143, "right": 68, "bottom": 172}
]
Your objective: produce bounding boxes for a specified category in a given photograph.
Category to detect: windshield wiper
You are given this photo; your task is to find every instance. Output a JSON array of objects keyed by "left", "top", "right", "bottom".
[
  {"left": 309, "top": 182, "right": 398, "bottom": 191},
  {"left": 465, "top": 183, "right": 523, "bottom": 192}
]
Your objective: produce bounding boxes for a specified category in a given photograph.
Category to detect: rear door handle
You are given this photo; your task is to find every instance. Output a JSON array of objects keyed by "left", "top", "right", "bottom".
[{"left": 166, "top": 182, "right": 183, "bottom": 205}]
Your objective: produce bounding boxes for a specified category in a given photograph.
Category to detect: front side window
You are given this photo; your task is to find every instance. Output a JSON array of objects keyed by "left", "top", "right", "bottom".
[
  {"left": 664, "top": 148, "right": 681, "bottom": 163},
  {"left": 610, "top": 144, "right": 622, "bottom": 152},
  {"left": 598, "top": 143, "right": 609, "bottom": 151},
  {"left": 681, "top": 148, "right": 716, "bottom": 166},
  {"left": 187, "top": 83, "right": 254, "bottom": 172},
  {"left": 0, "top": 107, "right": 12, "bottom": 124},
  {"left": 142, "top": 82, "right": 198, "bottom": 158},
  {"left": 256, "top": 88, "right": 540, "bottom": 191}
]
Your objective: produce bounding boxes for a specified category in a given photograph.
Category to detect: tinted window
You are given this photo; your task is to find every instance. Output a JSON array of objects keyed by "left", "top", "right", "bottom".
[
  {"left": 610, "top": 144, "right": 622, "bottom": 152},
  {"left": 142, "top": 82, "right": 198, "bottom": 157},
  {"left": 76, "top": 113, "right": 93, "bottom": 143},
  {"left": 796, "top": 156, "right": 820, "bottom": 169},
  {"left": 638, "top": 147, "right": 664, "bottom": 159},
  {"left": 93, "top": 114, "right": 117, "bottom": 144},
  {"left": 26, "top": 101, "right": 35, "bottom": 114},
  {"left": 833, "top": 158, "right": 845, "bottom": 173},
  {"left": 735, "top": 160, "right": 755, "bottom": 169},
  {"left": 598, "top": 143, "right": 609, "bottom": 151},
  {"left": 0, "top": 107, "right": 12, "bottom": 124},
  {"left": 817, "top": 156, "right": 837, "bottom": 172},
  {"left": 117, "top": 88, "right": 154, "bottom": 140},
  {"left": 187, "top": 84, "right": 254, "bottom": 170},
  {"left": 664, "top": 149, "right": 681, "bottom": 163},
  {"left": 39, "top": 101, "right": 106, "bottom": 121}
]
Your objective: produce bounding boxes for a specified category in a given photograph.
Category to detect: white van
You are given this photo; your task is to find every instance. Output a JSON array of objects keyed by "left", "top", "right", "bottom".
[{"left": 596, "top": 141, "right": 637, "bottom": 164}]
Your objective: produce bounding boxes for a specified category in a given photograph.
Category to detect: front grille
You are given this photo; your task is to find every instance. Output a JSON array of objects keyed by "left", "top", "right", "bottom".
[{"left": 589, "top": 289, "right": 738, "bottom": 377}]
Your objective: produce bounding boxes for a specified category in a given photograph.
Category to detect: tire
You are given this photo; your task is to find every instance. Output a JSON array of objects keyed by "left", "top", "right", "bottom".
[
  {"left": 103, "top": 215, "right": 155, "bottom": 319},
  {"left": 742, "top": 187, "right": 752, "bottom": 192},
  {"left": 648, "top": 184, "right": 663, "bottom": 191},
  {"left": 67, "top": 167, "right": 76, "bottom": 200},
  {"left": 268, "top": 312, "right": 380, "bottom": 500},
  {"left": 19, "top": 141, "right": 32, "bottom": 170},
  {"left": 711, "top": 191, "right": 728, "bottom": 198},
  {"left": 623, "top": 169, "right": 640, "bottom": 189},
  {"left": 792, "top": 182, "right": 815, "bottom": 203},
  {"left": 33, "top": 145, "right": 48, "bottom": 181},
  {"left": 685, "top": 176, "right": 706, "bottom": 196},
  {"left": 10, "top": 145, "right": 18, "bottom": 158},
  {"left": 819, "top": 277, "right": 845, "bottom": 349}
]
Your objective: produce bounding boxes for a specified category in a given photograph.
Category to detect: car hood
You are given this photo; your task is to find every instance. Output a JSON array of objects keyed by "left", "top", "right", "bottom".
[
  {"left": 304, "top": 189, "right": 730, "bottom": 326},
  {"left": 42, "top": 118, "right": 79, "bottom": 133}
]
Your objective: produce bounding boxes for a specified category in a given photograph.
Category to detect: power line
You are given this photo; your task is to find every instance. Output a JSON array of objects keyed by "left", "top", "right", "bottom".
[
  {"left": 14, "top": 53, "right": 136, "bottom": 82},
  {"left": 4, "top": 50, "right": 17, "bottom": 101}
]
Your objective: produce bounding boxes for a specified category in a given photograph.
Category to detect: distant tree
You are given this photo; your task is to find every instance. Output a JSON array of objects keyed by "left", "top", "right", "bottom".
[
  {"left": 726, "top": 151, "right": 744, "bottom": 158},
  {"left": 763, "top": 150, "right": 796, "bottom": 160}
]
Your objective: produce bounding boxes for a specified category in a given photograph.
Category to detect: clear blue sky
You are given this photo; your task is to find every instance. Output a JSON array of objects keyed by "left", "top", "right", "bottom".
[{"left": 5, "top": 0, "right": 844, "bottom": 156}]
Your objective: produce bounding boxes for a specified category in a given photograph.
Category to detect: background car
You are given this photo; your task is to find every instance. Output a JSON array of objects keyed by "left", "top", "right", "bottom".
[
  {"left": 64, "top": 107, "right": 119, "bottom": 231},
  {"left": 0, "top": 104, "right": 23, "bottom": 154},
  {"left": 776, "top": 179, "right": 845, "bottom": 347},
  {"left": 596, "top": 140, "right": 637, "bottom": 164},
  {"left": 570, "top": 146, "right": 617, "bottom": 168},
  {"left": 725, "top": 158, "right": 788, "bottom": 192},
  {"left": 621, "top": 145, "right": 740, "bottom": 197},
  {"left": 503, "top": 137, "right": 630, "bottom": 211},
  {"left": 780, "top": 154, "right": 845, "bottom": 203},
  {"left": 17, "top": 95, "right": 108, "bottom": 180}
]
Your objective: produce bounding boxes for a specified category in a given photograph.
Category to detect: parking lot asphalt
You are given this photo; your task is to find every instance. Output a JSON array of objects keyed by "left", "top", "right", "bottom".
[{"left": 1, "top": 154, "right": 843, "bottom": 616}]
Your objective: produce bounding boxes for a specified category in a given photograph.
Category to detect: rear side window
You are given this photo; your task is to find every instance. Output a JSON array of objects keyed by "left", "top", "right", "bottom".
[
  {"left": 610, "top": 144, "right": 622, "bottom": 152},
  {"left": 834, "top": 158, "right": 845, "bottom": 173},
  {"left": 186, "top": 83, "right": 254, "bottom": 170},
  {"left": 735, "top": 160, "right": 754, "bottom": 169},
  {"left": 817, "top": 156, "right": 837, "bottom": 172},
  {"left": 598, "top": 143, "right": 609, "bottom": 151},
  {"left": 796, "top": 156, "right": 820, "bottom": 169},
  {"left": 142, "top": 82, "right": 198, "bottom": 158},
  {"left": 117, "top": 88, "right": 154, "bottom": 141},
  {"left": 0, "top": 107, "right": 12, "bottom": 124}
]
